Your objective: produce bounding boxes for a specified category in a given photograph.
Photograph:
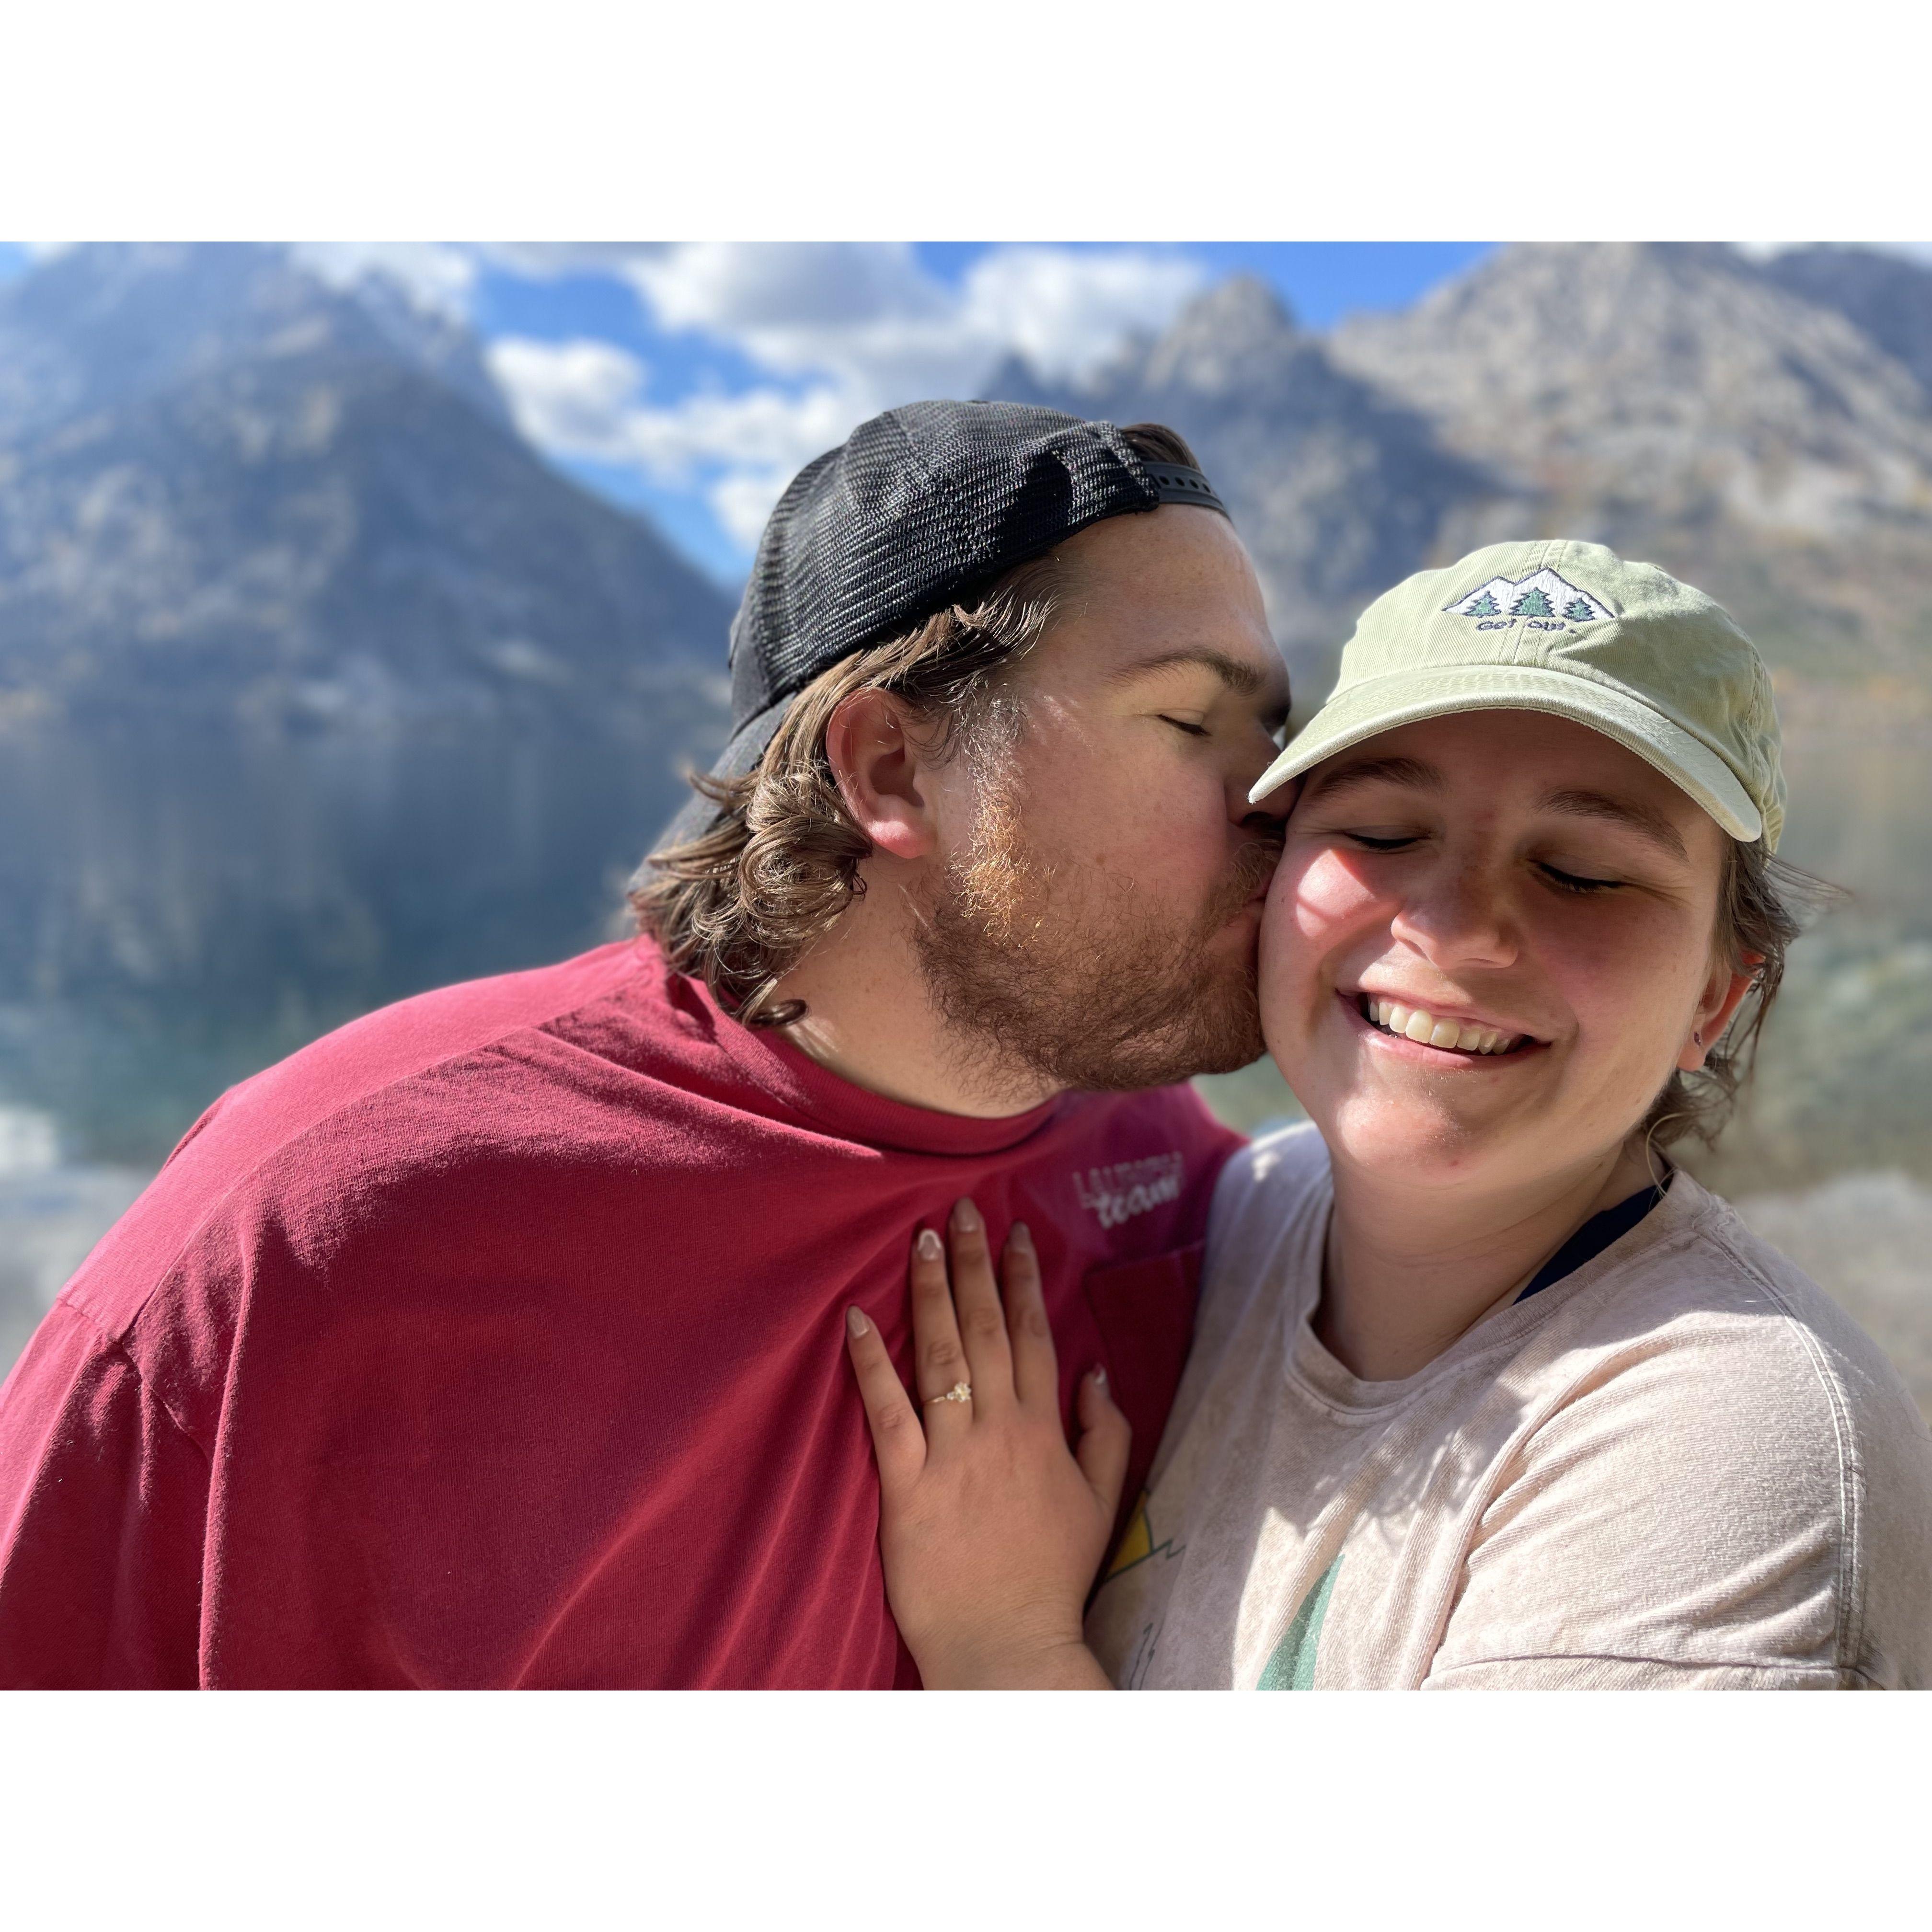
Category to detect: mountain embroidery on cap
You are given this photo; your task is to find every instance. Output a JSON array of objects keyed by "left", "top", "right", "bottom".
[{"left": 1447, "top": 568, "right": 1612, "bottom": 626}]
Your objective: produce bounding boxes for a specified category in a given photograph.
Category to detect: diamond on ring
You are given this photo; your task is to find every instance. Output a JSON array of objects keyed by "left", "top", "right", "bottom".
[{"left": 927, "top": 1381, "right": 972, "bottom": 1404}]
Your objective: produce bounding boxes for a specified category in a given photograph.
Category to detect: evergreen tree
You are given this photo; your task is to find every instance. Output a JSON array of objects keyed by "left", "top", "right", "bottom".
[
  {"left": 1463, "top": 589, "right": 1500, "bottom": 617},
  {"left": 1563, "top": 598, "right": 1597, "bottom": 622},
  {"left": 1512, "top": 585, "right": 1554, "bottom": 618}
]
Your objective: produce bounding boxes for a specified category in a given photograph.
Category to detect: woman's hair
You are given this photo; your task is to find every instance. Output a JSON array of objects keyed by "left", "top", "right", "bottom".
[
  {"left": 1641, "top": 837, "right": 1828, "bottom": 1159},
  {"left": 633, "top": 422, "right": 1204, "bottom": 1028}
]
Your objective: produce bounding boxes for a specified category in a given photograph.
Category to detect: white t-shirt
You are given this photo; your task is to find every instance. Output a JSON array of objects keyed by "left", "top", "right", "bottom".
[{"left": 1085, "top": 1126, "right": 1932, "bottom": 1690}]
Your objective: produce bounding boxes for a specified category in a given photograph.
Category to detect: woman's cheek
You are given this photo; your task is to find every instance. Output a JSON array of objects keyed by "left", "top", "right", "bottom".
[
  {"left": 1273, "top": 847, "right": 1387, "bottom": 945},
  {"left": 1262, "top": 850, "right": 1385, "bottom": 1022},
  {"left": 1541, "top": 916, "right": 1698, "bottom": 1106}
]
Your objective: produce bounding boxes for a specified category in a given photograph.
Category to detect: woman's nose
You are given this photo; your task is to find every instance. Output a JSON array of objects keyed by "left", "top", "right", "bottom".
[{"left": 1388, "top": 865, "right": 1518, "bottom": 969}]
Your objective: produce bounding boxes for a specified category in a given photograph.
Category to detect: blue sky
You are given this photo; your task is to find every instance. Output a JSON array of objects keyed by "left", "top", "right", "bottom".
[{"left": 0, "top": 241, "right": 1493, "bottom": 585}]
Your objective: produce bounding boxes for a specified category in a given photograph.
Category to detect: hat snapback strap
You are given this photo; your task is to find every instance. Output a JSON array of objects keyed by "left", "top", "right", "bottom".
[{"left": 1141, "top": 462, "right": 1231, "bottom": 519}]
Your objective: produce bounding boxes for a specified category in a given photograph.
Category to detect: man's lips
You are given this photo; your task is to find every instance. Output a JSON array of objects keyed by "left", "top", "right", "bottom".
[
  {"left": 1212, "top": 897, "right": 1267, "bottom": 946},
  {"left": 1209, "top": 846, "right": 1280, "bottom": 932}
]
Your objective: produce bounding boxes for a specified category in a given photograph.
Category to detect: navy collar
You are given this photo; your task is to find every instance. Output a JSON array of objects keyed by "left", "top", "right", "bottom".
[{"left": 1515, "top": 1172, "right": 1673, "bottom": 1304}]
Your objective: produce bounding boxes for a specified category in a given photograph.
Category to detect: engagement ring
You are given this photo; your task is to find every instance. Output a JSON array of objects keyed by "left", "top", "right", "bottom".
[{"left": 927, "top": 1381, "right": 972, "bottom": 1405}]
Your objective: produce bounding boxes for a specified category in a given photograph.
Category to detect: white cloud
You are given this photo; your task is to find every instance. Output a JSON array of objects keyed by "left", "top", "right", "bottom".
[
  {"left": 17, "top": 239, "right": 1212, "bottom": 571},
  {"left": 631, "top": 242, "right": 941, "bottom": 337},
  {"left": 959, "top": 247, "right": 1206, "bottom": 382},
  {"left": 622, "top": 243, "right": 979, "bottom": 411},
  {"left": 488, "top": 242, "right": 1210, "bottom": 564},
  {"left": 708, "top": 469, "right": 806, "bottom": 550},
  {"left": 623, "top": 384, "right": 853, "bottom": 479},
  {"left": 472, "top": 242, "right": 673, "bottom": 279},
  {"left": 622, "top": 241, "right": 1205, "bottom": 400},
  {"left": 487, "top": 336, "right": 649, "bottom": 461},
  {"left": 487, "top": 334, "right": 851, "bottom": 542},
  {"left": 293, "top": 241, "right": 478, "bottom": 320},
  {"left": 1737, "top": 240, "right": 1932, "bottom": 265}
]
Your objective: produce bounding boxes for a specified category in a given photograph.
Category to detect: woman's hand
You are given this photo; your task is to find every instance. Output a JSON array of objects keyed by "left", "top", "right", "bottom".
[{"left": 844, "top": 1198, "right": 1128, "bottom": 1690}]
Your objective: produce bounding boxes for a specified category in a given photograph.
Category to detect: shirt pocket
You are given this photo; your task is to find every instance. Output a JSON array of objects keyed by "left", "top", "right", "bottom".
[{"left": 1081, "top": 1241, "right": 1204, "bottom": 1547}]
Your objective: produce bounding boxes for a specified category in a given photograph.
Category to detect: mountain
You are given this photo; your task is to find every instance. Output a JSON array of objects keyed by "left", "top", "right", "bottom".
[
  {"left": 11, "top": 239, "right": 1932, "bottom": 1392},
  {"left": 0, "top": 244, "right": 734, "bottom": 734},
  {"left": 999, "top": 245, "right": 1932, "bottom": 725},
  {"left": 1760, "top": 245, "right": 1932, "bottom": 400},
  {"left": 9, "top": 239, "right": 1932, "bottom": 1194},
  {"left": 996, "top": 276, "right": 1511, "bottom": 699},
  {"left": 1329, "top": 243, "right": 1932, "bottom": 711},
  {"left": 1000, "top": 244, "right": 1932, "bottom": 1196},
  {"left": 0, "top": 246, "right": 735, "bottom": 1156},
  {"left": 1331, "top": 243, "right": 1932, "bottom": 533}
]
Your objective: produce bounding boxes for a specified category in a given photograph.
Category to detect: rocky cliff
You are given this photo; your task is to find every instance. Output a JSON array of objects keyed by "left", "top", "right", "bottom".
[
  {"left": 0, "top": 246, "right": 735, "bottom": 1155},
  {"left": 0, "top": 244, "right": 734, "bottom": 736}
]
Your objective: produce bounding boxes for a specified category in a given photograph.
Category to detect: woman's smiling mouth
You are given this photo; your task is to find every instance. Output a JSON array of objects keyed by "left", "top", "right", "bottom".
[{"left": 1345, "top": 991, "right": 1538, "bottom": 1060}]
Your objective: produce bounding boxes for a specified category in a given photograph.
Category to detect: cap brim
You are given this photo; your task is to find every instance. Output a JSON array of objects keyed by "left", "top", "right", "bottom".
[
  {"left": 652, "top": 696, "right": 792, "bottom": 852},
  {"left": 1249, "top": 665, "right": 1763, "bottom": 842}
]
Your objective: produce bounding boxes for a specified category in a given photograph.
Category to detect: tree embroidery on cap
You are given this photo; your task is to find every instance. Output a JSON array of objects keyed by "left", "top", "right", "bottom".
[{"left": 1446, "top": 568, "right": 1612, "bottom": 626}]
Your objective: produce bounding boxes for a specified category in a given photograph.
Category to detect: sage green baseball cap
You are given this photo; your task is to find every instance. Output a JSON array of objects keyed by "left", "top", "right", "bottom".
[{"left": 1250, "top": 538, "right": 1786, "bottom": 850}]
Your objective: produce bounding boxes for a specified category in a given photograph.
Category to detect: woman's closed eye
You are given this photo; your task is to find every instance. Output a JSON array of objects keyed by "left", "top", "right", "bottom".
[
  {"left": 1158, "top": 714, "right": 1210, "bottom": 738},
  {"left": 1537, "top": 861, "right": 1624, "bottom": 895}
]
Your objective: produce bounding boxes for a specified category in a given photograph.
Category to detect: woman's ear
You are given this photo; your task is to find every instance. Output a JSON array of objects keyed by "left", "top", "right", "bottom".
[
  {"left": 823, "top": 690, "right": 939, "bottom": 862},
  {"left": 1678, "top": 950, "right": 1762, "bottom": 1072}
]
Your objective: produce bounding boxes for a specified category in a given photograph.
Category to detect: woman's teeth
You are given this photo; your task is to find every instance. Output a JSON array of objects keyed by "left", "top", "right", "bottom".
[{"left": 1364, "top": 997, "right": 1522, "bottom": 1056}]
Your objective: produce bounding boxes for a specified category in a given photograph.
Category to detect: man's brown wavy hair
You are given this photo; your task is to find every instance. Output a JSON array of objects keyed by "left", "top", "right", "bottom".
[{"left": 632, "top": 423, "right": 1204, "bottom": 1030}]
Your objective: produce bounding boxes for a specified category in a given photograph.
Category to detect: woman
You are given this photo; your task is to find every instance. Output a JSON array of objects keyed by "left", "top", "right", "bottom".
[{"left": 844, "top": 540, "right": 1932, "bottom": 1689}]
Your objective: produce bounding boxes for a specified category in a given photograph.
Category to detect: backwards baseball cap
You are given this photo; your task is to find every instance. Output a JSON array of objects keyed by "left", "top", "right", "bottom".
[
  {"left": 1250, "top": 538, "right": 1786, "bottom": 851},
  {"left": 662, "top": 399, "right": 1229, "bottom": 845}
]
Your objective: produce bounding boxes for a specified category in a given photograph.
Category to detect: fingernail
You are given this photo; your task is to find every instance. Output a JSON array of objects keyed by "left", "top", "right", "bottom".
[
  {"left": 1010, "top": 1220, "right": 1033, "bottom": 1250},
  {"left": 847, "top": 1306, "right": 868, "bottom": 1336},
  {"left": 952, "top": 1197, "right": 981, "bottom": 1232},
  {"left": 916, "top": 1228, "right": 943, "bottom": 1260},
  {"left": 1091, "top": 1365, "right": 1108, "bottom": 1390}
]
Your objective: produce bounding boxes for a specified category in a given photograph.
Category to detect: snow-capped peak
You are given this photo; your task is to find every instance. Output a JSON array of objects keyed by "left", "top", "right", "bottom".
[{"left": 1445, "top": 568, "right": 1613, "bottom": 623}]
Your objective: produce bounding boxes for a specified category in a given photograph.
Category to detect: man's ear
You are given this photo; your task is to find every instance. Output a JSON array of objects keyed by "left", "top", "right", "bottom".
[
  {"left": 1678, "top": 951, "right": 1762, "bottom": 1072},
  {"left": 823, "top": 689, "right": 940, "bottom": 862}
]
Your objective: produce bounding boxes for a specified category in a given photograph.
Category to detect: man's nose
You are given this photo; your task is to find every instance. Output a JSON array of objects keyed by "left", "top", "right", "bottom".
[{"left": 1232, "top": 770, "right": 1293, "bottom": 836}]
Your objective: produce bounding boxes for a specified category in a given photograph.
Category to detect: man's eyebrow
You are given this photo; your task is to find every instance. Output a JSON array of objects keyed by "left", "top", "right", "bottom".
[
  {"left": 1541, "top": 788, "right": 1690, "bottom": 861},
  {"left": 1109, "top": 647, "right": 1291, "bottom": 723}
]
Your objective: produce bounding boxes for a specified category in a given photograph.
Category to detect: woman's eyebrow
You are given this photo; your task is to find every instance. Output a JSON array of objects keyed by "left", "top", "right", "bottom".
[
  {"left": 1305, "top": 754, "right": 1441, "bottom": 799},
  {"left": 1540, "top": 788, "right": 1690, "bottom": 861}
]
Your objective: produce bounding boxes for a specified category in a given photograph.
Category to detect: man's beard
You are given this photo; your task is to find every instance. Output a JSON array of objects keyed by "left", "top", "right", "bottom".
[{"left": 911, "top": 768, "right": 1280, "bottom": 1096}]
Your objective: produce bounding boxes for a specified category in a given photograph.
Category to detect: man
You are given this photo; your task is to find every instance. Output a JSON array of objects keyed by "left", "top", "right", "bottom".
[{"left": 0, "top": 402, "right": 1291, "bottom": 1687}]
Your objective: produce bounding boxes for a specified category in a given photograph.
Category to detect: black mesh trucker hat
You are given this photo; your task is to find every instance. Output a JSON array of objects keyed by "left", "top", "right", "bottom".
[{"left": 658, "top": 399, "right": 1230, "bottom": 846}]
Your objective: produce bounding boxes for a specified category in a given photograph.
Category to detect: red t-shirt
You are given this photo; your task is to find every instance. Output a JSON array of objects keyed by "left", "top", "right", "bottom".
[{"left": 0, "top": 939, "right": 1239, "bottom": 1686}]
